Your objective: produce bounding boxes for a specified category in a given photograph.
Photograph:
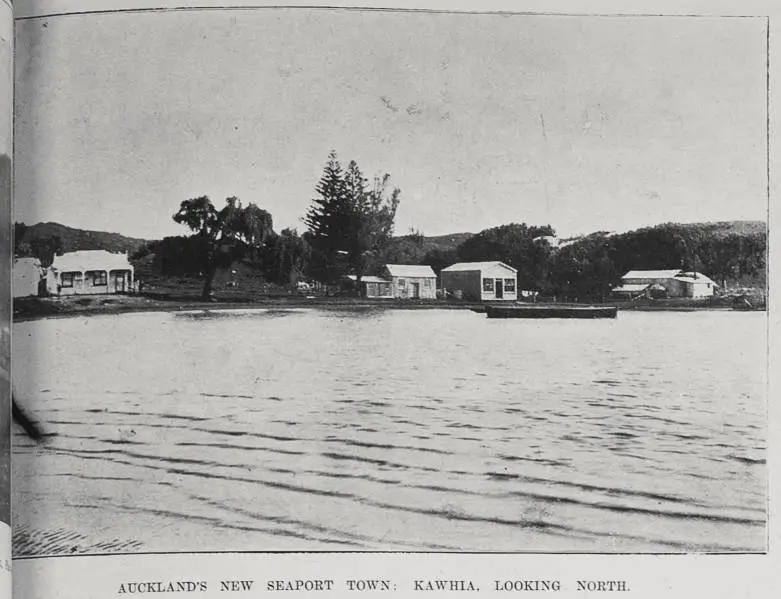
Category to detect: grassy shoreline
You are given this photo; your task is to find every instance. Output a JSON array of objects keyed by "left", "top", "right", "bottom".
[{"left": 12, "top": 293, "right": 760, "bottom": 322}]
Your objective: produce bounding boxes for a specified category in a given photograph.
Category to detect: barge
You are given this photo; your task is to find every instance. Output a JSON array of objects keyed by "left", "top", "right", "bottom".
[{"left": 485, "top": 304, "right": 618, "bottom": 319}]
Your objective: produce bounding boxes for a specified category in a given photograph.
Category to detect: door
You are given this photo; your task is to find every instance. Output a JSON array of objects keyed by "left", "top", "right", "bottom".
[
  {"left": 411, "top": 282, "right": 420, "bottom": 299},
  {"left": 111, "top": 271, "right": 126, "bottom": 293},
  {"left": 495, "top": 279, "right": 503, "bottom": 299}
]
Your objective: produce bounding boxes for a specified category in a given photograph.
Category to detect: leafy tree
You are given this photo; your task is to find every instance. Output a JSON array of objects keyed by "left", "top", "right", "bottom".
[
  {"left": 13, "top": 223, "right": 63, "bottom": 266},
  {"left": 352, "top": 170, "right": 401, "bottom": 278},
  {"left": 421, "top": 247, "right": 459, "bottom": 275},
  {"left": 13, "top": 223, "right": 27, "bottom": 253},
  {"left": 30, "top": 237, "right": 63, "bottom": 268},
  {"left": 550, "top": 233, "right": 619, "bottom": 300},
  {"left": 173, "top": 196, "right": 273, "bottom": 300},
  {"left": 263, "top": 228, "right": 312, "bottom": 285},
  {"left": 139, "top": 236, "right": 206, "bottom": 276}
]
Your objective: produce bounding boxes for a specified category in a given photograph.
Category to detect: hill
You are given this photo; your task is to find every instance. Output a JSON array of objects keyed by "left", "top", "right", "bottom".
[
  {"left": 380, "top": 231, "right": 472, "bottom": 271},
  {"left": 418, "top": 232, "right": 474, "bottom": 248},
  {"left": 14, "top": 221, "right": 150, "bottom": 258},
  {"left": 641, "top": 220, "right": 766, "bottom": 239},
  {"left": 551, "top": 220, "right": 767, "bottom": 296}
]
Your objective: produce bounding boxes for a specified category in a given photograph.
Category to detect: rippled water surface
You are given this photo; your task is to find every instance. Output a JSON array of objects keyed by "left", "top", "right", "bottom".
[{"left": 12, "top": 308, "right": 767, "bottom": 554}]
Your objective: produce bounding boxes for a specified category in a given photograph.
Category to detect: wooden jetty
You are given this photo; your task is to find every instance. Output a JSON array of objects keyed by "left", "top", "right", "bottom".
[{"left": 484, "top": 304, "right": 618, "bottom": 319}]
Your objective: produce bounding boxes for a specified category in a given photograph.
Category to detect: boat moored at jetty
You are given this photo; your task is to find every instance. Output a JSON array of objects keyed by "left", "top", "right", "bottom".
[{"left": 484, "top": 304, "right": 618, "bottom": 319}]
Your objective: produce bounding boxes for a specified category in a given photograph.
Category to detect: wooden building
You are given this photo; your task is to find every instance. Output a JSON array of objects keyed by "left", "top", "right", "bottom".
[
  {"left": 384, "top": 264, "right": 437, "bottom": 299},
  {"left": 612, "top": 269, "right": 717, "bottom": 299},
  {"left": 346, "top": 264, "right": 437, "bottom": 299},
  {"left": 440, "top": 261, "right": 518, "bottom": 301},
  {"left": 345, "top": 275, "right": 394, "bottom": 298},
  {"left": 12, "top": 257, "right": 44, "bottom": 298},
  {"left": 47, "top": 250, "right": 134, "bottom": 296}
]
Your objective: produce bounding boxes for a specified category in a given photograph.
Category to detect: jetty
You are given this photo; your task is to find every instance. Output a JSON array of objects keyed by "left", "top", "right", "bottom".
[{"left": 484, "top": 304, "right": 618, "bottom": 319}]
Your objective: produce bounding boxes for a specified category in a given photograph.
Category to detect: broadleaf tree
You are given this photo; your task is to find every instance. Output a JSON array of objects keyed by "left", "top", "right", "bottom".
[{"left": 173, "top": 196, "right": 273, "bottom": 300}]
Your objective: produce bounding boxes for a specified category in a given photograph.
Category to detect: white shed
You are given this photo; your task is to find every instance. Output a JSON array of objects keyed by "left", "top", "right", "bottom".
[
  {"left": 12, "top": 257, "right": 44, "bottom": 298},
  {"left": 616, "top": 269, "right": 717, "bottom": 298},
  {"left": 440, "top": 261, "right": 518, "bottom": 301},
  {"left": 383, "top": 264, "right": 437, "bottom": 299}
]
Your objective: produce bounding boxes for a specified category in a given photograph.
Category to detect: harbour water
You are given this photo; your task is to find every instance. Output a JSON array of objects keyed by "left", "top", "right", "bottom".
[{"left": 11, "top": 308, "right": 767, "bottom": 555}]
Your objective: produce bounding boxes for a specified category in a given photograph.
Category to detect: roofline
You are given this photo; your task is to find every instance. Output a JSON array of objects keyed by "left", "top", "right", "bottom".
[{"left": 442, "top": 261, "right": 518, "bottom": 273}]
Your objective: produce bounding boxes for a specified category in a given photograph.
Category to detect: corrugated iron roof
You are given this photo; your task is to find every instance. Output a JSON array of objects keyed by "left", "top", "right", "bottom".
[
  {"left": 622, "top": 269, "right": 716, "bottom": 286},
  {"left": 673, "top": 271, "right": 717, "bottom": 285},
  {"left": 384, "top": 264, "right": 436, "bottom": 278},
  {"left": 441, "top": 261, "right": 517, "bottom": 273},
  {"left": 50, "top": 250, "right": 133, "bottom": 273},
  {"left": 623, "top": 269, "right": 682, "bottom": 279},
  {"left": 345, "top": 275, "right": 390, "bottom": 283}
]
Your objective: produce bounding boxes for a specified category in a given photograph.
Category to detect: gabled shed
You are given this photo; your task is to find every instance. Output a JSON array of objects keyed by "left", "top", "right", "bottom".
[
  {"left": 12, "top": 257, "right": 44, "bottom": 298},
  {"left": 440, "top": 261, "right": 518, "bottom": 301}
]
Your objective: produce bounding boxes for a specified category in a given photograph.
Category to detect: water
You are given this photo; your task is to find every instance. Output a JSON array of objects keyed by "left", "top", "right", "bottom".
[{"left": 11, "top": 308, "right": 767, "bottom": 555}]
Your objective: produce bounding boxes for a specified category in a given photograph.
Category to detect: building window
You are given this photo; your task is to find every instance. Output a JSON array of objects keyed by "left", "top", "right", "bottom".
[
  {"left": 378, "top": 283, "right": 392, "bottom": 296},
  {"left": 398, "top": 278, "right": 406, "bottom": 287},
  {"left": 87, "top": 270, "right": 107, "bottom": 286},
  {"left": 61, "top": 272, "right": 84, "bottom": 288},
  {"left": 504, "top": 278, "right": 516, "bottom": 292},
  {"left": 483, "top": 278, "right": 494, "bottom": 292}
]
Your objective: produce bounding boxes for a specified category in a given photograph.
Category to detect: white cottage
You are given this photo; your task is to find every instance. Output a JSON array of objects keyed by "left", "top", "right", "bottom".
[
  {"left": 440, "top": 261, "right": 518, "bottom": 301},
  {"left": 612, "top": 269, "right": 717, "bottom": 299},
  {"left": 48, "top": 250, "right": 134, "bottom": 296}
]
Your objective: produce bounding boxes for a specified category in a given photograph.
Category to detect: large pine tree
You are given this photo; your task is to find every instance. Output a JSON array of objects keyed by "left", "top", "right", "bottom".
[
  {"left": 304, "top": 151, "right": 350, "bottom": 284},
  {"left": 304, "top": 151, "right": 400, "bottom": 287}
]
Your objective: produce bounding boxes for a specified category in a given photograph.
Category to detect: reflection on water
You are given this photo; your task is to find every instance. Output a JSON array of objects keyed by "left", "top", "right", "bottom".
[{"left": 12, "top": 309, "right": 767, "bottom": 554}]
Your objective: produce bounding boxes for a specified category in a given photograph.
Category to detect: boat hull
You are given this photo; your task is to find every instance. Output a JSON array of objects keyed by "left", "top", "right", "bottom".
[{"left": 485, "top": 304, "right": 617, "bottom": 319}]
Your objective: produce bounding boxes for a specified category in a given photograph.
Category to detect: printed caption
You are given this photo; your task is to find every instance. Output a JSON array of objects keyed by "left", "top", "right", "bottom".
[{"left": 116, "top": 578, "right": 630, "bottom": 594}]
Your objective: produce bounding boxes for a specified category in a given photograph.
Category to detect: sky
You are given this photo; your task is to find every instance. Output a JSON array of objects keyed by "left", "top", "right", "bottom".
[{"left": 13, "top": 8, "right": 768, "bottom": 240}]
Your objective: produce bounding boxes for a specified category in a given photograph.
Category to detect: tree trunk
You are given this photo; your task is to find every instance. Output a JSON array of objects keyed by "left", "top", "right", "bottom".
[{"left": 201, "top": 261, "right": 217, "bottom": 301}]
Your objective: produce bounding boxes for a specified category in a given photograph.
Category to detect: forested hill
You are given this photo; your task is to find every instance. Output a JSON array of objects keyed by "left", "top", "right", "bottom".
[
  {"left": 559, "top": 221, "right": 766, "bottom": 245},
  {"left": 548, "top": 220, "right": 767, "bottom": 297},
  {"left": 14, "top": 222, "right": 149, "bottom": 264},
  {"left": 381, "top": 231, "right": 473, "bottom": 271}
]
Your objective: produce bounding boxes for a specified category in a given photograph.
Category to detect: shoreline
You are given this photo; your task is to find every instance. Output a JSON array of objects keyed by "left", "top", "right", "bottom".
[{"left": 12, "top": 294, "right": 760, "bottom": 323}]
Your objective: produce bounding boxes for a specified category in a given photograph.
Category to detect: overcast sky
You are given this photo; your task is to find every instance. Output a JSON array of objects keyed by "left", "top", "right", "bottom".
[{"left": 14, "top": 9, "right": 768, "bottom": 240}]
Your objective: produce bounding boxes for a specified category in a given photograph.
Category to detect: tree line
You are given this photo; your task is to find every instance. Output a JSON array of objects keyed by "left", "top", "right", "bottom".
[
  {"left": 431, "top": 222, "right": 765, "bottom": 300},
  {"left": 15, "top": 151, "right": 766, "bottom": 301},
  {"left": 132, "top": 151, "right": 401, "bottom": 299},
  {"left": 136, "top": 149, "right": 766, "bottom": 300}
]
